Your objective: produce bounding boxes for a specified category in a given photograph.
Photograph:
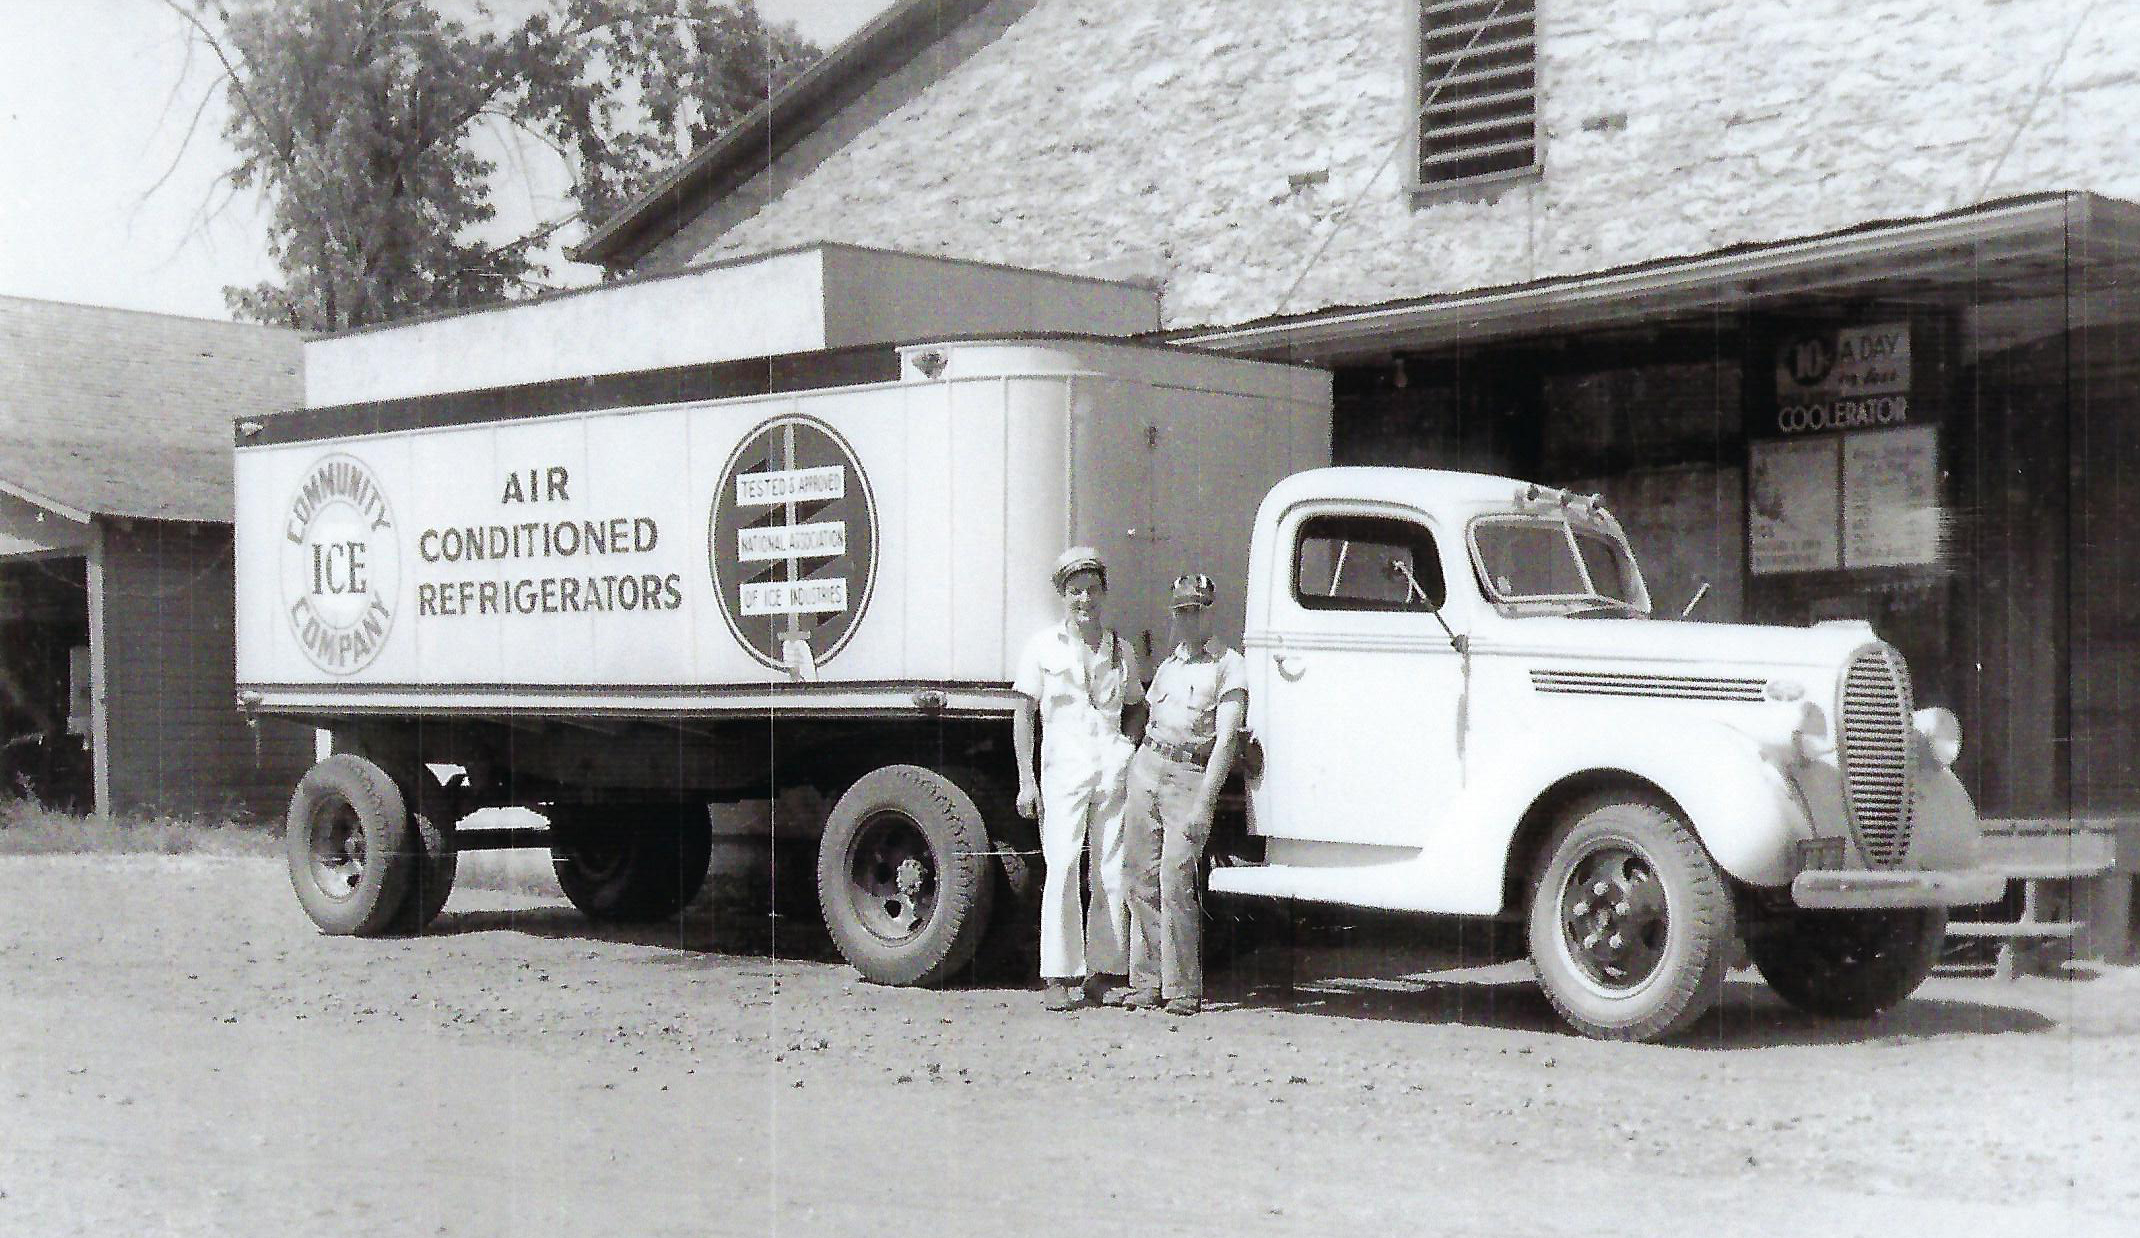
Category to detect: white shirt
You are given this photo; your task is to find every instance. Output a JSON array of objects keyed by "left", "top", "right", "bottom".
[{"left": 1013, "top": 622, "right": 1146, "bottom": 779}]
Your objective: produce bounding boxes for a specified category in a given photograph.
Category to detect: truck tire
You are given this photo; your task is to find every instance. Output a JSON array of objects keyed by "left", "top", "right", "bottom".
[
  {"left": 1527, "top": 793, "right": 1735, "bottom": 1042},
  {"left": 942, "top": 766, "right": 1039, "bottom": 984},
  {"left": 963, "top": 845, "right": 1041, "bottom": 984},
  {"left": 1199, "top": 812, "right": 1288, "bottom": 977},
  {"left": 386, "top": 808, "right": 459, "bottom": 935},
  {"left": 1747, "top": 907, "right": 1946, "bottom": 1019},
  {"left": 285, "top": 754, "right": 417, "bottom": 936},
  {"left": 551, "top": 808, "right": 714, "bottom": 923},
  {"left": 816, "top": 764, "right": 996, "bottom": 987}
]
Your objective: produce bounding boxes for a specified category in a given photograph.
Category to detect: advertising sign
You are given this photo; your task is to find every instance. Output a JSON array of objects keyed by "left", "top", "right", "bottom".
[
  {"left": 1748, "top": 438, "right": 1840, "bottom": 574},
  {"left": 1772, "top": 322, "right": 1913, "bottom": 435},
  {"left": 1843, "top": 427, "right": 1942, "bottom": 568}
]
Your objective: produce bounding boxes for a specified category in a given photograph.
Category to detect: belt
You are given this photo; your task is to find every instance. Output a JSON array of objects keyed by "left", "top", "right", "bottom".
[{"left": 1142, "top": 736, "right": 1214, "bottom": 767}]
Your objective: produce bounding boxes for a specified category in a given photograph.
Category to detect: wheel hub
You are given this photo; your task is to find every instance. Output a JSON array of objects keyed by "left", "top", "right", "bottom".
[
  {"left": 1560, "top": 844, "right": 1667, "bottom": 991},
  {"left": 847, "top": 813, "right": 938, "bottom": 943},
  {"left": 306, "top": 801, "right": 366, "bottom": 900}
]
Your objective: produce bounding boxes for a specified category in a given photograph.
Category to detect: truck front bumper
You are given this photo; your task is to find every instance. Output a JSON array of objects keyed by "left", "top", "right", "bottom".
[{"left": 1790, "top": 867, "right": 2007, "bottom": 910}]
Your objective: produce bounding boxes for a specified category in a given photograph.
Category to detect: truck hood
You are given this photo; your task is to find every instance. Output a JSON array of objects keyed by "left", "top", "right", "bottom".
[{"left": 1472, "top": 615, "right": 1891, "bottom": 679}]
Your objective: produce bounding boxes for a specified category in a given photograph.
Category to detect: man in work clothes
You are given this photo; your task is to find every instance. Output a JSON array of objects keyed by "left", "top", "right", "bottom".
[
  {"left": 1013, "top": 547, "right": 1146, "bottom": 1011},
  {"left": 1117, "top": 573, "right": 1246, "bottom": 1016}
]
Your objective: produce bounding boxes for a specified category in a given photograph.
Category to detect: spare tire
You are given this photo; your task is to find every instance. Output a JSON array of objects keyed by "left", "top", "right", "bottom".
[
  {"left": 285, "top": 754, "right": 417, "bottom": 936},
  {"left": 816, "top": 765, "right": 996, "bottom": 987}
]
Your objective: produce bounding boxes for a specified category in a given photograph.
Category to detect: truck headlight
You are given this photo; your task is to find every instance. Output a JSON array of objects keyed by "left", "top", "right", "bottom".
[{"left": 1913, "top": 707, "right": 1961, "bottom": 766}]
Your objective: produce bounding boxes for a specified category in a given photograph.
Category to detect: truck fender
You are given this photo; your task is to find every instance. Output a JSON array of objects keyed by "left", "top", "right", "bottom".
[
  {"left": 1463, "top": 718, "right": 1812, "bottom": 907},
  {"left": 1904, "top": 761, "right": 1983, "bottom": 872}
]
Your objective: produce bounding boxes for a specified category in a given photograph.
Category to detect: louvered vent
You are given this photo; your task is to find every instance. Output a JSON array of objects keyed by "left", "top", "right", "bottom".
[
  {"left": 1836, "top": 645, "right": 1916, "bottom": 868},
  {"left": 1529, "top": 670, "right": 1767, "bottom": 702},
  {"left": 1417, "top": 0, "right": 1540, "bottom": 187}
]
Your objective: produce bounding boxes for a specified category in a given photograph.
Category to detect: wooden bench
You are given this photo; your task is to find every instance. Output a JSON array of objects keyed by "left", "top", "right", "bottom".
[{"left": 1948, "top": 824, "right": 2121, "bottom": 979}]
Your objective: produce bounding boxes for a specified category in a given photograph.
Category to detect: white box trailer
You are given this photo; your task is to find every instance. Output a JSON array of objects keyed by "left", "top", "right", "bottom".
[{"left": 238, "top": 335, "right": 1330, "bottom": 983}]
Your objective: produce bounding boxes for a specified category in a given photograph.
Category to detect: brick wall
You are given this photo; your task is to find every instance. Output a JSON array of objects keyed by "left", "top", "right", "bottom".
[
  {"left": 99, "top": 520, "right": 312, "bottom": 817},
  {"left": 645, "top": 0, "right": 2140, "bottom": 330}
]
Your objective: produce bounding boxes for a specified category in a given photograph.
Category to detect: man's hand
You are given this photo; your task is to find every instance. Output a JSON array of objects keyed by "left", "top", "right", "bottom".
[{"left": 1016, "top": 782, "right": 1040, "bottom": 820}]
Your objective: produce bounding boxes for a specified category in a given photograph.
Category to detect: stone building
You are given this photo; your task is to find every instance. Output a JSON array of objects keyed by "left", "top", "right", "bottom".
[
  {"left": 562, "top": 0, "right": 2140, "bottom": 953},
  {"left": 0, "top": 297, "right": 314, "bottom": 817}
]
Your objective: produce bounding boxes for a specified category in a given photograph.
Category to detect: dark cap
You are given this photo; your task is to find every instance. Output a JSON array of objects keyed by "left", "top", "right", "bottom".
[{"left": 1169, "top": 573, "right": 1216, "bottom": 610}]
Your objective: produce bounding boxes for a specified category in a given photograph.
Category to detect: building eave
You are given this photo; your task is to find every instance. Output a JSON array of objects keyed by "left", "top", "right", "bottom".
[
  {"left": 1169, "top": 192, "right": 2127, "bottom": 361},
  {"left": 0, "top": 476, "right": 93, "bottom": 525}
]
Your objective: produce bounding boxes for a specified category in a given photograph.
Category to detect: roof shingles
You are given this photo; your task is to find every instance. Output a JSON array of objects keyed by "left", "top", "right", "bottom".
[{"left": 0, "top": 297, "right": 299, "bottom": 524}]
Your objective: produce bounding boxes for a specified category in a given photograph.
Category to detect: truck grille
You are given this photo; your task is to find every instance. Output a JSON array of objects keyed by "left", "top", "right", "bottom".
[{"left": 1837, "top": 645, "right": 1915, "bottom": 867}]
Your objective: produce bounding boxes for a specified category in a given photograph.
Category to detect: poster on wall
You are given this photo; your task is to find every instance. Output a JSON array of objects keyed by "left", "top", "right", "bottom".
[
  {"left": 1748, "top": 437, "right": 1840, "bottom": 574},
  {"left": 1843, "top": 426, "right": 1942, "bottom": 568}
]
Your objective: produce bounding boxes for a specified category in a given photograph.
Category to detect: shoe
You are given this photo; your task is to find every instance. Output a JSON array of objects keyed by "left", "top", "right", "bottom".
[
  {"left": 1121, "top": 988, "right": 1161, "bottom": 1010},
  {"left": 1087, "top": 973, "right": 1129, "bottom": 1005},
  {"left": 1042, "top": 981, "right": 1082, "bottom": 1012},
  {"left": 1163, "top": 996, "right": 1200, "bottom": 1017}
]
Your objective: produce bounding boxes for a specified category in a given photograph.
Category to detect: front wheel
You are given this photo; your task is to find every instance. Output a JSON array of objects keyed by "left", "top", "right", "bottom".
[
  {"left": 1747, "top": 907, "right": 1946, "bottom": 1019},
  {"left": 1527, "top": 794, "right": 1736, "bottom": 1042},
  {"left": 816, "top": 765, "right": 995, "bottom": 987}
]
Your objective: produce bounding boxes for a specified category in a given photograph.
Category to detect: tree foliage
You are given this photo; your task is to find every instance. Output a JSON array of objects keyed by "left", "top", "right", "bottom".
[{"left": 168, "top": 1, "right": 818, "bottom": 331}]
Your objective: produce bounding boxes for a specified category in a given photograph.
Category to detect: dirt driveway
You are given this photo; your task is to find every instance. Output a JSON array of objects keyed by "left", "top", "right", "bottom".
[{"left": 2, "top": 854, "right": 2135, "bottom": 1237}]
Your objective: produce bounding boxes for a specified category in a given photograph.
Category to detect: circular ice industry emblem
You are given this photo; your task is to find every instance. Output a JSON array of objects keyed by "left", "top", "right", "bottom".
[
  {"left": 280, "top": 453, "right": 399, "bottom": 675},
  {"left": 708, "top": 415, "right": 878, "bottom": 676}
]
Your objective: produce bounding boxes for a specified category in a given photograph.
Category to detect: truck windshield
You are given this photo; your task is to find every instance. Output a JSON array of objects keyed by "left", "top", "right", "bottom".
[{"left": 1470, "top": 516, "right": 1648, "bottom": 616}]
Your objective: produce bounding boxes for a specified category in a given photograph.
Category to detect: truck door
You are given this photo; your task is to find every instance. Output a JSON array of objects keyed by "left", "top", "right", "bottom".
[{"left": 1250, "top": 505, "right": 1464, "bottom": 846}]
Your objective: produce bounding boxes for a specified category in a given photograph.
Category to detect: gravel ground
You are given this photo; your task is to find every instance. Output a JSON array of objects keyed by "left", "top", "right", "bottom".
[{"left": 2, "top": 853, "right": 2135, "bottom": 1237}]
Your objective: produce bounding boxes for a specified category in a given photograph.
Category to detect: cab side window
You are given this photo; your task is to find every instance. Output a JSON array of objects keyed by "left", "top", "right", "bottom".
[{"left": 1293, "top": 514, "right": 1444, "bottom": 611}]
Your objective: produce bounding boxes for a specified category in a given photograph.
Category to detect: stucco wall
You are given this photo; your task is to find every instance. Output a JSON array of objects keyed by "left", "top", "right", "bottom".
[{"left": 643, "top": 0, "right": 2138, "bottom": 331}]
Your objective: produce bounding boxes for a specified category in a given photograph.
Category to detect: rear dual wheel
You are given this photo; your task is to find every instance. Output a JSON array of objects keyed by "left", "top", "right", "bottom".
[
  {"left": 816, "top": 765, "right": 997, "bottom": 987},
  {"left": 550, "top": 807, "right": 714, "bottom": 923},
  {"left": 286, "top": 754, "right": 457, "bottom": 936}
]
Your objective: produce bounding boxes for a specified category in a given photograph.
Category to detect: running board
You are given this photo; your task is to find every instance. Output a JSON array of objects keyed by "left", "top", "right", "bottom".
[{"left": 1208, "top": 858, "right": 1448, "bottom": 914}]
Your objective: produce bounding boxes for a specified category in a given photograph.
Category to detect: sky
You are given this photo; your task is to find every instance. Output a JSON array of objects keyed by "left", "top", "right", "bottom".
[{"left": 0, "top": 0, "right": 894, "bottom": 322}]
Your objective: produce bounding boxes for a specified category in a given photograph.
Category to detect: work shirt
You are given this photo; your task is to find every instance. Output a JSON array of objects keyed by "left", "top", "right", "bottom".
[
  {"left": 1144, "top": 637, "right": 1247, "bottom": 751},
  {"left": 1013, "top": 622, "right": 1146, "bottom": 782}
]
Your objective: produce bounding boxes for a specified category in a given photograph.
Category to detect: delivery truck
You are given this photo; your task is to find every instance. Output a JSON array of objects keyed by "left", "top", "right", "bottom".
[{"left": 238, "top": 308, "right": 1999, "bottom": 1042}]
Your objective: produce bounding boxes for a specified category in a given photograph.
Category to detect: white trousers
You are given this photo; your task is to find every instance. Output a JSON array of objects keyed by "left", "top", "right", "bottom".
[{"left": 1037, "top": 746, "right": 1132, "bottom": 981}]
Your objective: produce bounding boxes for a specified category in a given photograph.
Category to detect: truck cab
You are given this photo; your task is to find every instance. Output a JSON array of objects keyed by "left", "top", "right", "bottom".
[{"left": 1213, "top": 467, "right": 2001, "bottom": 1040}]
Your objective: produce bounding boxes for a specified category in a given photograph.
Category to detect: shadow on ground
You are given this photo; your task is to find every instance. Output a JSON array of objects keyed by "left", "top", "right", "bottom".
[
  {"left": 1204, "top": 913, "right": 2062, "bottom": 1045},
  {"left": 419, "top": 882, "right": 2063, "bottom": 1045}
]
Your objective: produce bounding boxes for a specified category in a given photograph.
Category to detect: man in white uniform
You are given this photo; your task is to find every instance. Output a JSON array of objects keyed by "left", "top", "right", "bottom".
[{"left": 1013, "top": 547, "right": 1145, "bottom": 1011}]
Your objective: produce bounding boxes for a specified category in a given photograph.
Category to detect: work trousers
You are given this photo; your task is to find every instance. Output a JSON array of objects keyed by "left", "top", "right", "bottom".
[
  {"left": 1123, "top": 745, "right": 1211, "bottom": 1000},
  {"left": 1038, "top": 744, "right": 1132, "bottom": 981}
]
